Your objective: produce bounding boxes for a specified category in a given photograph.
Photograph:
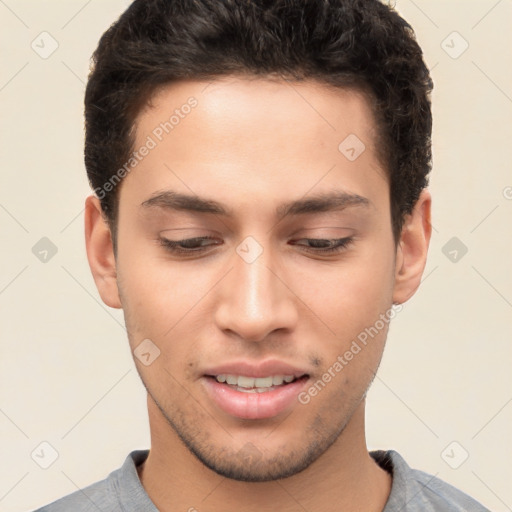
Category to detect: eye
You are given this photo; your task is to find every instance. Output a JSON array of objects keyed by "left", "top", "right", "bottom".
[
  {"left": 159, "top": 236, "right": 221, "bottom": 255},
  {"left": 291, "top": 237, "right": 353, "bottom": 254},
  {"left": 158, "top": 235, "right": 354, "bottom": 257}
]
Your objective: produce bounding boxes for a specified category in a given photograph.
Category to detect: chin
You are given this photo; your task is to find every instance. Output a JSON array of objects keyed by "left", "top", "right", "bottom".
[{"left": 192, "top": 449, "right": 314, "bottom": 482}]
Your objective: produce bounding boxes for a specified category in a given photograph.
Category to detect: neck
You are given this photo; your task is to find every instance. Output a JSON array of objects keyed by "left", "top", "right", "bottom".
[{"left": 138, "top": 397, "right": 391, "bottom": 512}]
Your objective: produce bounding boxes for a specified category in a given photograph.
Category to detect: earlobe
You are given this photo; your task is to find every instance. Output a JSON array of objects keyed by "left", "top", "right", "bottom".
[
  {"left": 84, "top": 195, "right": 122, "bottom": 309},
  {"left": 392, "top": 190, "right": 432, "bottom": 304}
]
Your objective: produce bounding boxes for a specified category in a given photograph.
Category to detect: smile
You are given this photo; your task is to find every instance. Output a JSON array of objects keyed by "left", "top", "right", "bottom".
[
  {"left": 214, "top": 374, "right": 297, "bottom": 391},
  {"left": 203, "top": 373, "right": 309, "bottom": 419}
]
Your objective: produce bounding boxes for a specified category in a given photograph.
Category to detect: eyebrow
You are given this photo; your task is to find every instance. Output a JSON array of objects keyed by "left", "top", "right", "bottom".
[{"left": 140, "top": 189, "right": 371, "bottom": 219}]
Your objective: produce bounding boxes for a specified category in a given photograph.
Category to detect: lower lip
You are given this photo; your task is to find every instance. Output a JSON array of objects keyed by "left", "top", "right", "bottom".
[{"left": 202, "top": 376, "right": 309, "bottom": 420}]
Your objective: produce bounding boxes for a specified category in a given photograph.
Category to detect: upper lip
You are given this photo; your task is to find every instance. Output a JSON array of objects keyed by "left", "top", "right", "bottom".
[{"left": 203, "top": 360, "right": 309, "bottom": 379}]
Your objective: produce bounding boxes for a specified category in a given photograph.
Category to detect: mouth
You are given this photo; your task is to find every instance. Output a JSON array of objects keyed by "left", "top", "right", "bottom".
[
  {"left": 206, "top": 373, "right": 308, "bottom": 393},
  {"left": 201, "top": 365, "right": 310, "bottom": 420}
]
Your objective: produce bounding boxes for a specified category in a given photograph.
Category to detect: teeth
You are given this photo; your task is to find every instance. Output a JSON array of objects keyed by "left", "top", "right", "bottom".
[
  {"left": 226, "top": 375, "right": 238, "bottom": 385},
  {"left": 254, "top": 376, "right": 273, "bottom": 387},
  {"left": 215, "top": 374, "right": 297, "bottom": 388},
  {"left": 238, "top": 376, "right": 256, "bottom": 388},
  {"left": 272, "top": 375, "right": 284, "bottom": 386}
]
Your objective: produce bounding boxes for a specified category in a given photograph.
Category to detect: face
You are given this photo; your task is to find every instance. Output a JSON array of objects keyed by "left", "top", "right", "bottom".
[{"left": 86, "top": 77, "right": 429, "bottom": 482}]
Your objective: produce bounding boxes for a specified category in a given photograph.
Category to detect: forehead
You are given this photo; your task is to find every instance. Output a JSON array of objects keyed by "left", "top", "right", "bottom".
[
  {"left": 140, "top": 76, "right": 377, "bottom": 147},
  {"left": 122, "top": 76, "right": 387, "bottom": 217}
]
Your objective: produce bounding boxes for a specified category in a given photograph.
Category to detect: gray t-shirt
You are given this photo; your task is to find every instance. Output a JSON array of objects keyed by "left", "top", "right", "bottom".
[{"left": 32, "top": 449, "right": 490, "bottom": 511}]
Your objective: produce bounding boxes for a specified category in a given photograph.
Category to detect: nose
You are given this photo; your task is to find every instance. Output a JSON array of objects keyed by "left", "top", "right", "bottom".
[{"left": 213, "top": 239, "right": 298, "bottom": 342}]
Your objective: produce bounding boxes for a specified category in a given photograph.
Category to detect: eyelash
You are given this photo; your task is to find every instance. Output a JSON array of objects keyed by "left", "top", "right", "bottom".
[
  {"left": 159, "top": 236, "right": 220, "bottom": 254},
  {"left": 295, "top": 237, "right": 354, "bottom": 253},
  {"left": 159, "top": 236, "right": 354, "bottom": 255}
]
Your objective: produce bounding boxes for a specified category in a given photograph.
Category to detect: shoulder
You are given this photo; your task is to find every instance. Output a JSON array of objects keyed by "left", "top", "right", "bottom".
[
  {"left": 31, "top": 450, "right": 152, "bottom": 512},
  {"left": 31, "top": 477, "right": 113, "bottom": 512},
  {"left": 371, "top": 450, "right": 491, "bottom": 512}
]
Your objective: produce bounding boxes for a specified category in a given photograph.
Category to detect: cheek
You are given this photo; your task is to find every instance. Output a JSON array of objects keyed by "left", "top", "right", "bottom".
[
  {"left": 118, "top": 248, "right": 195, "bottom": 314},
  {"left": 291, "top": 253, "right": 394, "bottom": 332},
  {"left": 116, "top": 250, "right": 218, "bottom": 362},
  {"left": 287, "top": 241, "right": 395, "bottom": 379}
]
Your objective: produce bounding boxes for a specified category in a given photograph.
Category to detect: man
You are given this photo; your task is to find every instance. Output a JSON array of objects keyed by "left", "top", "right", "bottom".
[{"left": 34, "top": 0, "right": 490, "bottom": 510}]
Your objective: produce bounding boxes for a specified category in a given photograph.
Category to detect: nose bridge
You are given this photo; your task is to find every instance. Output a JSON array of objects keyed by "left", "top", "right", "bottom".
[
  {"left": 214, "top": 237, "right": 296, "bottom": 341},
  {"left": 237, "top": 253, "right": 274, "bottom": 314},
  {"left": 232, "top": 240, "right": 280, "bottom": 318}
]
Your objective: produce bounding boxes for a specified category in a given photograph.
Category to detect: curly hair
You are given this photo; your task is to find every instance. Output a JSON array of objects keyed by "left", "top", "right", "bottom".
[{"left": 85, "top": 0, "right": 433, "bottom": 245}]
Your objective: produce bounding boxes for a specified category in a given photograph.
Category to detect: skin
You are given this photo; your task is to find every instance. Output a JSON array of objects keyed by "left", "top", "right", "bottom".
[{"left": 85, "top": 77, "right": 431, "bottom": 511}]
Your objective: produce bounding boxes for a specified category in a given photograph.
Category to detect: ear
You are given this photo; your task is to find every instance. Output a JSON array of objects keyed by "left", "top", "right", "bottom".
[
  {"left": 392, "top": 189, "right": 432, "bottom": 304},
  {"left": 84, "top": 195, "right": 122, "bottom": 309}
]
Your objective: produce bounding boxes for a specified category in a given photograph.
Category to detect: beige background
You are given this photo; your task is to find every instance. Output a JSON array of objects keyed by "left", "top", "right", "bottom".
[{"left": 1, "top": 0, "right": 511, "bottom": 510}]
